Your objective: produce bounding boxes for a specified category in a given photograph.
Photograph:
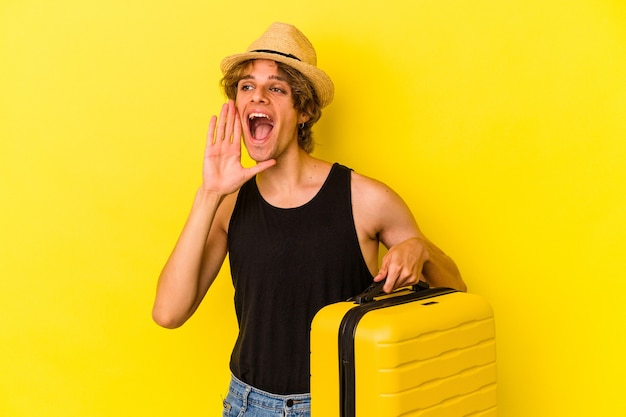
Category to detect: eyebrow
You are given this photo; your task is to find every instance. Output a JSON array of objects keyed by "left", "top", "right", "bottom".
[{"left": 238, "top": 74, "right": 289, "bottom": 83}]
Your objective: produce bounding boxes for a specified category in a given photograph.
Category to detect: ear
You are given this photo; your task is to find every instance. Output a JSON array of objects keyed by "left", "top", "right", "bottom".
[{"left": 298, "top": 112, "right": 310, "bottom": 124}]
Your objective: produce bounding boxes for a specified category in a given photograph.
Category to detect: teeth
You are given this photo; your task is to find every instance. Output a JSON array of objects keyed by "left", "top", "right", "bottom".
[{"left": 249, "top": 113, "right": 270, "bottom": 120}]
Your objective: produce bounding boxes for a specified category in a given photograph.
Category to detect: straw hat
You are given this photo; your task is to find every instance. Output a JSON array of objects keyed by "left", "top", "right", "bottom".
[{"left": 220, "top": 22, "right": 334, "bottom": 108}]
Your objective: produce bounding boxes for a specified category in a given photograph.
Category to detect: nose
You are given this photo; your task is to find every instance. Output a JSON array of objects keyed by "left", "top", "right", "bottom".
[{"left": 251, "top": 87, "right": 268, "bottom": 103}]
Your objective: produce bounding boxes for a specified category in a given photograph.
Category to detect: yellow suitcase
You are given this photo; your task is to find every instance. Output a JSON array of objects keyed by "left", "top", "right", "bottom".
[{"left": 310, "top": 281, "right": 496, "bottom": 417}]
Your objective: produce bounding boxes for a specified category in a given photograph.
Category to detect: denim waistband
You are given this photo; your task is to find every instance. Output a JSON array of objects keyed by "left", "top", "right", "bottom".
[{"left": 227, "top": 374, "right": 310, "bottom": 411}]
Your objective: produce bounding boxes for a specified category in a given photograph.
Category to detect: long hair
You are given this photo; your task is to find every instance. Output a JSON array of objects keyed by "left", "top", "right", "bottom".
[{"left": 221, "top": 60, "right": 323, "bottom": 153}]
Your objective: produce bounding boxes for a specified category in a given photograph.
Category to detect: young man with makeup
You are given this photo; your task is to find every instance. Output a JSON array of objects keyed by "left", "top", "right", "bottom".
[{"left": 152, "top": 22, "right": 466, "bottom": 417}]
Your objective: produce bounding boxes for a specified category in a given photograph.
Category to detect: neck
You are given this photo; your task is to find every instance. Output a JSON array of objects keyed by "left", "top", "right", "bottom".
[{"left": 255, "top": 153, "right": 333, "bottom": 208}]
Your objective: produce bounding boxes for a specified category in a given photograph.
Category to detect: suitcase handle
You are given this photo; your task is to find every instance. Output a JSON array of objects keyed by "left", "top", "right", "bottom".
[{"left": 353, "top": 279, "right": 430, "bottom": 304}]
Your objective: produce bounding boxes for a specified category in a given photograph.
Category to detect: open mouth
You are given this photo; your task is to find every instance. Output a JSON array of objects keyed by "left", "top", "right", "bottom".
[{"left": 248, "top": 113, "right": 274, "bottom": 140}]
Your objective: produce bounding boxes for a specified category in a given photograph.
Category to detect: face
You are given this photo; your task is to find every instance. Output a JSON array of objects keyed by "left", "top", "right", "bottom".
[{"left": 235, "top": 59, "right": 309, "bottom": 163}]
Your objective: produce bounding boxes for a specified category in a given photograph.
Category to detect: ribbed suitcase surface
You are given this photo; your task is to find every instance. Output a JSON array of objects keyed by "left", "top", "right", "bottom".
[{"left": 310, "top": 286, "right": 496, "bottom": 417}]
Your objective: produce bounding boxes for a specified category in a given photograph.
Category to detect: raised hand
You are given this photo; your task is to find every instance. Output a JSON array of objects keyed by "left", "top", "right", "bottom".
[{"left": 202, "top": 100, "right": 275, "bottom": 196}]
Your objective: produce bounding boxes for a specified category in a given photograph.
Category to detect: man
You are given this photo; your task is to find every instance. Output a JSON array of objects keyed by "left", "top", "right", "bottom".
[{"left": 152, "top": 22, "right": 466, "bottom": 417}]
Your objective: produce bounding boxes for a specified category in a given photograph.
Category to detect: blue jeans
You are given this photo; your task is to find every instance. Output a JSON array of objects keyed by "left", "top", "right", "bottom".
[{"left": 222, "top": 374, "right": 311, "bottom": 417}]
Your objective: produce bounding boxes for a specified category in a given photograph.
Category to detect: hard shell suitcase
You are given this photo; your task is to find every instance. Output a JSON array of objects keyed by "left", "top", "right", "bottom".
[{"left": 310, "top": 281, "right": 496, "bottom": 417}]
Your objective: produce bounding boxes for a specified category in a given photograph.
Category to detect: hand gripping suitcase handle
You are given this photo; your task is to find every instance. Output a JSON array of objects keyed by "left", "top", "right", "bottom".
[{"left": 353, "top": 279, "right": 431, "bottom": 304}]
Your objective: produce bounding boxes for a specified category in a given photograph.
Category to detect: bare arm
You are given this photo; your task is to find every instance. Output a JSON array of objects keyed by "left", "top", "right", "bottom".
[
  {"left": 352, "top": 173, "right": 466, "bottom": 293},
  {"left": 152, "top": 101, "right": 275, "bottom": 328},
  {"left": 152, "top": 190, "right": 230, "bottom": 329}
]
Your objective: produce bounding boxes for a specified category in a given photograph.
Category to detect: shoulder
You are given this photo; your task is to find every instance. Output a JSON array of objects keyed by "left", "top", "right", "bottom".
[
  {"left": 350, "top": 170, "right": 410, "bottom": 231},
  {"left": 350, "top": 170, "right": 402, "bottom": 205},
  {"left": 350, "top": 169, "right": 420, "bottom": 246}
]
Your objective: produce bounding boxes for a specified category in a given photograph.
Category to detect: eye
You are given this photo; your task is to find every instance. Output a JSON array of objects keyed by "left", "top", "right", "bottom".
[
  {"left": 239, "top": 83, "right": 254, "bottom": 91},
  {"left": 270, "top": 86, "right": 288, "bottom": 94}
]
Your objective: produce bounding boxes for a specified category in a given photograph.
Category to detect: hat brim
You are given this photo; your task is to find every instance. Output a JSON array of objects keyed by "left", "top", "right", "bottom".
[{"left": 220, "top": 51, "right": 334, "bottom": 108}]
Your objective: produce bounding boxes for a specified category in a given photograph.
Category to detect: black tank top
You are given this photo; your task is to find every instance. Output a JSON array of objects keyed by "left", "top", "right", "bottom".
[{"left": 227, "top": 163, "right": 373, "bottom": 394}]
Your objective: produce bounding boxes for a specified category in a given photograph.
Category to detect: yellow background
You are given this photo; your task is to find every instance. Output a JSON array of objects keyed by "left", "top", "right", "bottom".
[{"left": 1, "top": 0, "right": 625, "bottom": 416}]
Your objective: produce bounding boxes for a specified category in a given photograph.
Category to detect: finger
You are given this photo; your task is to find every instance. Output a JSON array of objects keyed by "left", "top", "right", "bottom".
[
  {"left": 383, "top": 266, "right": 400, "bottom": 293},
  {"left": 235, "top": 160, "right": 276, "bottom": 186},
  {"left": 233, "top": 108, "right": 243, "bottom": 150},
  {"left": 373, "top": 264, "right": 387, "bottom": 283},
  {"left": 206, "top": 115, "right": 218, "bottom": 148},
  {"left": 215, "top": 102, "right": 229, "bottom": 142},
  {"left": 247, "top": 159, "right": 276, "bottom": 176},
  {"left": 375, "top": 257, "right": 392, "bottom": 292},
  {"left": 223, "top": 100, "right": 235, "bottom": 143}
]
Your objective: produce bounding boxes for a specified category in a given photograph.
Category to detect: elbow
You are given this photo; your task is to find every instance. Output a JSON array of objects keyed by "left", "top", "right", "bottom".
[
  {"left": 450, "top": 269, "right": 468, "bottom": 292},
  {"left": 446, "top": 262, "right": 467, "bottom": 292},
  {"left": 152, "top": 306, "right": 187, "bottom": 329}
]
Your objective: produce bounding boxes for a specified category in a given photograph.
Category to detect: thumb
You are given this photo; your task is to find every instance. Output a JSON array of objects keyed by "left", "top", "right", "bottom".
[
  {"left": 249, "top": 159, "right": 276, "bottom": 176},
  {"left": 374, "top": 263, "right": 387, "bottom": 283},
  {"left": 241, "top": 159, "right": 276, "bottom": 182}
]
